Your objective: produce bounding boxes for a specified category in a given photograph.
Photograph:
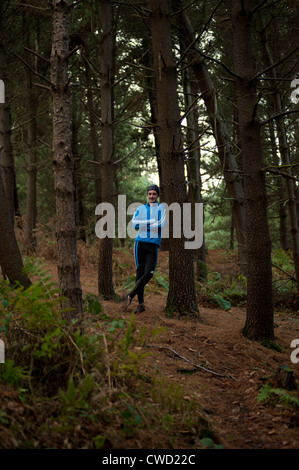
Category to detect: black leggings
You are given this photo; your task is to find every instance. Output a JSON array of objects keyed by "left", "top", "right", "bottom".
[{"left": 130, "top": 241, "right": 158, "bottom": 304}]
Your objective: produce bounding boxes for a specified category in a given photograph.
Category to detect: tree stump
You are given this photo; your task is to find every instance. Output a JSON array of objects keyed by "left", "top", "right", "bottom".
[{"left": 274, "top": 364, "right": 296, "bottom": 390}]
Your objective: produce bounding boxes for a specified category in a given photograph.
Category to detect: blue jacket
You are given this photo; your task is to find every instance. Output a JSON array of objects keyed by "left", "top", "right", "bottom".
[{"left": 132, "top": 202, "right": 166, "bottom": 247}]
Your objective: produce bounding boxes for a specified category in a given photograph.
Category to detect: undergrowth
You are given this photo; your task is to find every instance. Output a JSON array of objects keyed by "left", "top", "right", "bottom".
[
  {"left": 257, "top": 385, "right": 298, "bottom": 409},
  {"left": 195, "top": 249, "right": 297, "bottom": 312},
  {"left": 0, "top": 259, "right": 207, "bottom": 449},
  {"left": 197, "top": 269, "right": 247, "bottom": 311}
]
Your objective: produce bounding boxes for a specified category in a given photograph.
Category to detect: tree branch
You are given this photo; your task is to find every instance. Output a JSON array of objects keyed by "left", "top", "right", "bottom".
[
  {"left": 251, "top": 92, "right": 262, "bottom": 122},
  {"left": 65, "top": 45, "right": 82, "bottom": 60},
  {"left": 253, "top": 45, "right": 299, "bottom": 81},
  {"left": 113, "top": 143, "right": 143, "bottom": 165},
  {"left": 272, "top": 262, "right": 297, "bottom": 283},
  {"left": 261, "top": 108, "right": 299, "bottom": 125},
  {"left": 175, "top": 0, "right": 223, "bottom": 68},
  {"left": 195, "top": 48, "right": 242, "bottom": 80},
  {"left": 15, "top": 53, "right": 53, "bottom": 88},
  {"left": 145, "top": 343, "right": 237, "bottom": 380},
  {"left": 179, "top": 93, "right": 202, "bottom": 124},
  {"left": 23, "top": 46, "right": 50, "bottom": 64},
  {"left": 33, "top": 83, "right": 51, "bottom": 92},
  {"left": 250, "top": 0, "right": 269, "bottom": 15},
  {"left": 264, "top": 167, "right": 299, "bottom": 183}
]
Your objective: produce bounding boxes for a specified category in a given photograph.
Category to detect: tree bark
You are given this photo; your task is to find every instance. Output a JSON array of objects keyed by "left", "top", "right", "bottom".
[
  {"left": 71, "top": 103, "right": 86, "bottom": 242},
  {"left": 148, "top": 0, "right": 200, "bottom": 319},
  {"left": 142, "top": 37, "right": 168, "bottom": 251},
  {"left": 268, "top": 120, "right": 290, "bottom": 251},
  {"left": 142, "top": 38, "right": 162, "bottom": 192},
  {"left": 0, "top": 175, "right": 31, "bottom": 289},
  {"left": 50, "top": 0, "right": 82, "bottom": 318},
  {"left": 259, "top": 23, "right": 299, "bottom": 291},
  {"left": 24, "top": 23, "right": 38, "bottom": 253},
  {"left": 98, "top": 0, "right": 118, "bottom": 300},
  {"left": 231, "top": 0, "right": 274, "bottom": 340},
  {"left": 85, "top": 59, "right": 102, "bottom": 206},
  {"left": 0, "top": 7, "right": 17, "bottom": 224},
  {"left": 175, "top": 3, "right": 247, "bottom": 271},
  {"left": 182, "top": 61, "right": 207, "bottom": 281}
]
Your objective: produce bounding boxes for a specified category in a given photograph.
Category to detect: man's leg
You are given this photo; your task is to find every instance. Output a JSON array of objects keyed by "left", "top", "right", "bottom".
[
  {"left": 134, "top": 241, "right": 146, "bottom": 304},
  {"left": 129, "top": 242, "right": 158, "bottom": 305},
  {"left": 122, "top": 241, "right": 145, "bottom": 311},
  {"left": 122, "top": 242, "right": 158, "bottom": 312}
]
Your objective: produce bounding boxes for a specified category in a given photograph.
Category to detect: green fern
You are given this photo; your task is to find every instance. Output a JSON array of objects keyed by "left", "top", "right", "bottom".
[
  {"left": 258, "top": 384, "right": 298, "bottom": 408},
  {"left": 59, "top": 374, "right": 95, "bottom": 418},
  {"left": 211, "top": 294, "right": 231, "bottom": 311}
]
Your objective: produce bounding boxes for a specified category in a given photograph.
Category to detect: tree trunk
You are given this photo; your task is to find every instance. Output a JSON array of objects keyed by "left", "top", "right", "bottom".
[
  {"left": 24, "top": 24, "right": 38, "bottom": 253},
  {"left": 268, "top": 120, "right": 290, "bottom": 251},
  {"left": 259, "top": 23, "right": 299, "bottom": 291},
  {"left": 232, "top": 0, "right": 274, "bottom": 340},
  {"left": 98, "top": 0, "right": 117, "bottom": 300},
  {"left": 175, "top": 3, "right": 247, "bottom": 272},
  {"left": 148, "top": 0, "right": 200, "bottom": 319},
  {"left": 71, "top": 103, "right": 86, "bottom": 242},
  {"left": 85, "top": 59, "right": 102, "bottom": 206},
  {"left": 142, "top": 38, "right": 168, "bottom": 251},
  {"left": 25, "top": 75, "right": 38, "bottom": 253},
  {"left": 182, "top": 60, "right": 207, "bottom": 281},
  {"left": 0, "top": 9, "right": 17, "bottom": 224},
  {"left": 50, "top": 0, "right": 82, "bottom": 318},
  {"left": 0, "top": 175, "right": 31, "bottom": 289}
]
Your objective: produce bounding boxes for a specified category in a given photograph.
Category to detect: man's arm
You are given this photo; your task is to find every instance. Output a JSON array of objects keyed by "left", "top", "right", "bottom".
[
  {"left": 148, "top": 204, "right": 167, "bottom": 229},
  {"left": 132, "top": 208, "right": 155, "bottom": 230}
]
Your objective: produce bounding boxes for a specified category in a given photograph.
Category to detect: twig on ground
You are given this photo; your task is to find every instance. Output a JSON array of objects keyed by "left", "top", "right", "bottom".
[
  {"left": 145, "top": 343, "right": 237, "bottom": 380},
  {"left": 66, "top": 332, "right": 86, "bottom": 376},
  {"left": 272, "top": 262, "right": 296, "bottom": 282},
  {"left": 102, "top": 332, "right": 112, "bottom": 400}
]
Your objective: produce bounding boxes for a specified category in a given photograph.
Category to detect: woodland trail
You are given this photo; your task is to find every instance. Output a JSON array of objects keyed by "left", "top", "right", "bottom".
[{"left": 42, "top": 246, "right": 299, "bottom": 449}]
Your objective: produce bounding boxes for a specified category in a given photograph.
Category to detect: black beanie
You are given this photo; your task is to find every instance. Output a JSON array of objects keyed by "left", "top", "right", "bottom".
[{"left": 147, "top": 184, "right": 160, "bottom": 196}]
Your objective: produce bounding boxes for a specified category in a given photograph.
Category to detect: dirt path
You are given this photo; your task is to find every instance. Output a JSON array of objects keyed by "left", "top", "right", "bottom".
[{"left": 43, "top": 248, "right": 299, "bottom": 449}]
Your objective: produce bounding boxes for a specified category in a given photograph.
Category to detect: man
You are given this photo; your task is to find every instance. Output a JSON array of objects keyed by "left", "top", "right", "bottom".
[{"left": 122, "top": 184, "right": 166, "bottom": 314}]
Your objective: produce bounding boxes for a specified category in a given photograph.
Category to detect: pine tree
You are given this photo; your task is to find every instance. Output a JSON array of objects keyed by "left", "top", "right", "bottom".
[
  {"left": 148, "top": 0, "right": 200, "bottom": 318},
  {"left": 50, "top": 0, "right": 82, "bottom": 318}
]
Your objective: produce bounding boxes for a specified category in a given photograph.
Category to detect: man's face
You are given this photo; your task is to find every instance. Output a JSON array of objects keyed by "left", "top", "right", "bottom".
[{"left": 147, "top": 190, "right": 158, "bottom": 203}]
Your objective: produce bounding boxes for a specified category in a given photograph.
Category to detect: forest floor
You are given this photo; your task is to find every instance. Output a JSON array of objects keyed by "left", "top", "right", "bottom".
[{"left": 41, "top": 244, "right": 299, "bottom": 449}]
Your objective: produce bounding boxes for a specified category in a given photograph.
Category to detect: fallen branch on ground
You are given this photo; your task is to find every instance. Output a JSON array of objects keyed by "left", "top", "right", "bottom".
[
  {"left": 272, "top": 262, "right": 296, "bottom": 282},
  {"left": 145, "top": 343, "right": 237, "bottom": 380}
]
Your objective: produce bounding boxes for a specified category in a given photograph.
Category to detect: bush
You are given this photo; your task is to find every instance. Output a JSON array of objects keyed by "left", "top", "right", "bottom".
[
  {"left": 0, "top": 259, "right": 103, "bottom": 396},
  {"left": 257, "top": 384, "right": 298, "bottom": 408},
  {"left": 197, "top": 269, "right": 247, "bottom": 310},
  {"left": 0, "top": 261, "right": 209, "bottom": 449}
]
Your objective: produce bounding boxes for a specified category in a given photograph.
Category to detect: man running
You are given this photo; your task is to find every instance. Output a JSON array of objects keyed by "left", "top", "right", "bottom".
[{"left": 122, "top": 184, "right": 166, "bottom": 314}]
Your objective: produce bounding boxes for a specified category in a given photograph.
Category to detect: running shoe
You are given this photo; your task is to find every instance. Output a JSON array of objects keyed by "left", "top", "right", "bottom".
[{"left": 135, "top": 303, "right": 145, "bottom": 315}]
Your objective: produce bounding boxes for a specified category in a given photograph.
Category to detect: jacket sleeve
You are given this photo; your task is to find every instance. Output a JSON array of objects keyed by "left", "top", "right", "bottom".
[
  {"left": 148, "top": 204, "right": 167, "bottom": 229},
  {"left": 132, "top": 208, "right": 155, "bottom": 231}
]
